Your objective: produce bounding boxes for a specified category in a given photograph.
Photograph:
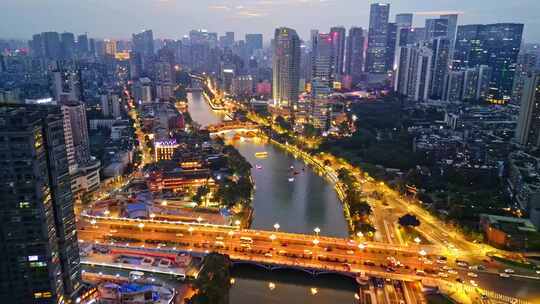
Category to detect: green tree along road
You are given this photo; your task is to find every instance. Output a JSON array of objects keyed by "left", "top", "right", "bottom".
[{"left": 337, "top": 168, "right": 376, "bottom": 236}]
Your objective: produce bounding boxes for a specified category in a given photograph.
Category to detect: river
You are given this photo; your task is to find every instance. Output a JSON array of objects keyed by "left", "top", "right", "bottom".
[{"left": 186, "top": 91, "right": 357, "bottom": 303}]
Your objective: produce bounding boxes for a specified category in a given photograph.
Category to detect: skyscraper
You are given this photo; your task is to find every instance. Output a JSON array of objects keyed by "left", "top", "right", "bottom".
[
  {"left": 76, "top": 34, "right": 89, "bottom": 56},
  {"left": 440, "top": 14, "right": 459, "bottom": 50},
  {"left": 366, "top": 3, "right": 390, "bottom": 74},
  {"left": 60, "top": 32, "right": 75, "bottom": 60},
  {"left": 515, "top": 74, "right": 540, "bottom": 147},
  {"left": 345, "top": 27, "right": 365, "bottom": 83},
  {"left": 394, "top": 13, "right": 414, "bottom": 69},
  {"left": 221, "top": 32, "right": 235, "bottom": 48},
  {"left": 0, "top": 104, "right": 81, "bottom": 303},
  {"left": 132, "top": 29, "right": 154, "bottom": 58},
  {"left": 430, "top": 38, "right": 451, "bottom": 99},
  {"left": 30, "top": 33, "right": 44, "bottom": 58},
  {"left": 245, "top": 33, "right": 263, "bottom": 56},
  {"left": 330, "top": 26, "right": 346, "bottom": 78},
  {"left": 424, "top": 18, "right": 449, "bottom": 41},
  {"left": 272, "top": 27, "right": 301, "bottom": 110},
  {"left": 41, "top": 32, "right": 62, "bottom": 60},
  {"left": 395, "top": 13, "right": 413, "bottom": 29},
  {"left": 513, "top": 51, "right": 539, "bottom": 103},
  {"left": 386, "top": 22, "right": 398, "bottom": 71},
  {"left": 453, "top": 23, "right": 524, "bottom": 103},
  {"left": 312, "top": 33, "right": 334, "bottom": 97}
]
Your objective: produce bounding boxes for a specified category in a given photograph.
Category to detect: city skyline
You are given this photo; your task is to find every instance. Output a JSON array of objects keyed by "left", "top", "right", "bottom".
[{"left": 2, "top": 0, "right": 540, "bottom": 42}]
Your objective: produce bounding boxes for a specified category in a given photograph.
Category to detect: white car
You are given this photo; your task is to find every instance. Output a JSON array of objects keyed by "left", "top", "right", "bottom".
[
  {"left": 499, "top": 272, "right": 510, "bottom": 278},
  {"left": 438, "top": 272, "right": 449, "bottom": 278},
  {"left": 448, "top": 269, "right": 458, "bottom": 275},
  {"left": 504, "top": 268, "right": 515, "bottom": 274},
  {"left": 467, "top": 272, "right": 478, "bottom": 278},
  {"left": 470, "top": 280, "right": 478, "bottom": 287}
]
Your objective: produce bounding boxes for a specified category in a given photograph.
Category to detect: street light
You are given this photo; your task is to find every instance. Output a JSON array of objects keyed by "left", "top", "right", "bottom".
[
  {"left": 314, "top": 227, "right": 321, "bottom": 237},
  {"left": 90, "top": 219, "right": 97, "bottom": 226},
  {"left": 414, "top": 237, "right": 421, "bottom": 245},
  {"left": 270, "top": 234, "right": 276, "bottom": 241},
  {"left": 149, "top": 213, "right": 156, "bottom": 219},
  {"left": 234, "top": 220, "right": 241, "bottom": 227},
  {"left": 137, "top": 223, "right": 145, "bottom": 229},
  {"left": 188, "top": 227, "right": 194, "bottom": 235},
  {"left": 312, "top": 239, "right": 320, "bottom": 246},
  {"left": 419, "top": 249, "right": 427, "bottom": 256},
  {"left": 356, "top": 231, "right": 364, "bottom": 238},
  {"left": 273, "top": 223, "right": 280, "bottom": 232},
  {"left": 197, "top": 217, "right": 203, "bottom": 224}
]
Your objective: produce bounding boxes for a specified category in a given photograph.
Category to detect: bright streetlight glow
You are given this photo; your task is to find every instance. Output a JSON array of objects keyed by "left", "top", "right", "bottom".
[
  {"left": 274, "top": 223, "right": 280, "bottom": 231},
  {"left": 314, "top": 227, "right": 321, "bottom": 236},
  {"left": 137, "top": 223, "right": 145, "bottom": 229},
  {"left": 312, "top": 239, "right": 320, "bottom": 246}
]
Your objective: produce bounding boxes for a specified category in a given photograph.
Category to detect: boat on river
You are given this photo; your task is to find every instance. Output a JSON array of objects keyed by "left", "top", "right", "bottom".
[{"left": 254, "top": 151, "right": 268, "bottom": 158}]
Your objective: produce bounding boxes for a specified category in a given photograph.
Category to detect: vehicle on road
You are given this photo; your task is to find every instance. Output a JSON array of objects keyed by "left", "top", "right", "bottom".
[
  {"left": 240, "top": 237, "right": 253, "bottom": 244},
  {"left": 467, "top": 272, "right": 478, "bottom": 278},
  {"left": 499, "top": 272, "right": 510, "bottom": 278},
  {"left": 504, "top": 268, "right": 515, "bottom": 274}
]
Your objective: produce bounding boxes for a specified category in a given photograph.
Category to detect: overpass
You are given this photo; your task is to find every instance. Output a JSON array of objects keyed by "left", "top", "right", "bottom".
[{"left": 78, "top": 215, "right": 532, "bottom": 304}]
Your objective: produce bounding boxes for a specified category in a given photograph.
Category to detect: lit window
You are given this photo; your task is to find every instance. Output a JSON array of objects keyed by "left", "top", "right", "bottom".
[
  {"left": 19, "top": 201, "right": 30, "bottom": 208},
  {"left": 28, "top": 255, "right": 39, "bottom": 261}
]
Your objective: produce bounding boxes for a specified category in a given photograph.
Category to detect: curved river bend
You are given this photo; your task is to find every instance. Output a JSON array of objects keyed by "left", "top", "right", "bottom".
[{"left": 187, "top": 92, "right": 356, "bottom": 303}]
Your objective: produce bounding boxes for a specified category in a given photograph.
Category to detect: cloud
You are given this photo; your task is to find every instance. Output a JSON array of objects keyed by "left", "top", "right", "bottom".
[{"left": 209, "top": 4, "right": 231, "bottom": 10}]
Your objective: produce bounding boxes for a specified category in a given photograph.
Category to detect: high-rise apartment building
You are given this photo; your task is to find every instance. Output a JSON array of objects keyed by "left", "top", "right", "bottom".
[
  {"left": 0, "top": 104, "right": 81, "bottom": 303},
  {"left": 515, "top": 74, "right": 540, "bottom": 147},
  {"left": 395, "top": 45, "right": 433, "bottom": 101},
  {"left": 272, "top": 27, "right": 301, "bottom": 110},
  {"left": 366, "top": 3, "right": 390, "bottom": 73},
  {"left": 443, "top": 70, "right": 465, "bottom": 101}
]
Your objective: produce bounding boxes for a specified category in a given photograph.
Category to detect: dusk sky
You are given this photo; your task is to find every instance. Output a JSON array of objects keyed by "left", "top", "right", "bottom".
[{"left": 3, "top": 0, "right": 539, "bottom": 42}]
